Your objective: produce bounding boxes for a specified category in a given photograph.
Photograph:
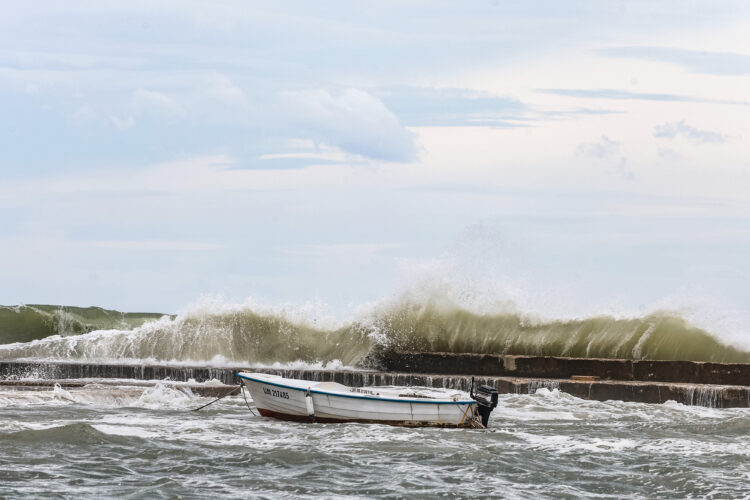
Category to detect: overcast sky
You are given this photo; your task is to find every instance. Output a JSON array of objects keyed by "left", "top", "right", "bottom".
[{"left": 1, "top": 1, "right": 749, "bottom": 340}]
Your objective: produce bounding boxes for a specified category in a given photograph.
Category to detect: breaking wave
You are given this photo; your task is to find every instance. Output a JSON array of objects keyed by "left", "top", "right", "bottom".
[
  {"left": 0, "top": 304, "right": 168, "bottom": 344},
  {"left": 1, "top": 296, "right": 748, "bottom": 365}
]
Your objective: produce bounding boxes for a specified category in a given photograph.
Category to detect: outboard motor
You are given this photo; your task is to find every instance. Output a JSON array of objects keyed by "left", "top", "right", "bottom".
[{"left": 470, "top": 378, "right": 499, "bottom": 428}]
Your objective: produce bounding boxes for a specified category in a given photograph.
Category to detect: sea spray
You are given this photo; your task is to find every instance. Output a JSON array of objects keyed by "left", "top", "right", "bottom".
[
  {"left": 367, "top": 299, "right": 750, "bottom": 363},
  {"left": 0, "top": 310, "right": 372, "bottom": 365},
  {"left": 1, "top": 296, "right": 749, "bottom": 365}
]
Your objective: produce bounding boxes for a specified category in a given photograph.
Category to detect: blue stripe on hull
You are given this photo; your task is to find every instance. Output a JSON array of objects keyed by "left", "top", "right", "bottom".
[{"left": 237, "top": 373, "right": 475, "bottom": 405}]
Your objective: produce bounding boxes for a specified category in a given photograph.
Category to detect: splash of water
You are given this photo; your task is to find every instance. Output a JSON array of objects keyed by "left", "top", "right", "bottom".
[{"left": 0, "top": 294, "right": 748, "bottom": 365}]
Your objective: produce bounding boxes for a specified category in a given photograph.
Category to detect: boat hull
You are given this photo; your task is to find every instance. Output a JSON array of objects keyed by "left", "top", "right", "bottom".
[{"left": 238, "top": 372, "right": 480, "bottom": 428}]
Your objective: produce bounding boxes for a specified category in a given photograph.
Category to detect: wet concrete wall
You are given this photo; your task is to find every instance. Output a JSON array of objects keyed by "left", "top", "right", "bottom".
[
  {"left": 0, "top": 360, "right": 462, "bottom": 388},
  {"left": 381, "top": 352, "right": 750, "bottom": 386},
  {"left": 0, "top": 360, "right": 243, "bottom": 386},
  {"left": 2, "top": 360, "right": 750, "bottom": 408}
]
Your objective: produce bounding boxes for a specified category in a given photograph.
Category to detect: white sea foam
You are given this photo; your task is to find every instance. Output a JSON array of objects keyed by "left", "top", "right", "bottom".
[
  {"left": 1, "top": 281, "right": 749, "bottom": 365},
  {"left": 91, "top": 424, "right": 159, "bottom": 439}
]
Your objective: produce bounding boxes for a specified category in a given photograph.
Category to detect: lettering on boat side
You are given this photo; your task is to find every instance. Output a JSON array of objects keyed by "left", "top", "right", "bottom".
[
  {"left": 262, "top": 387, "right": 290, "bottom": 399},
  {"left": 351, "top": 388, "right": 378, "bottom": 395}
]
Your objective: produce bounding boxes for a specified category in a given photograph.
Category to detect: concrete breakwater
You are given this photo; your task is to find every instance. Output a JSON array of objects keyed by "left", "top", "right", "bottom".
[
  {"left": 2, "top": 358, "right": 750, "bottom": 408},
  {"left": 381, "top": 351, "right": 750, "bottom": 386}
]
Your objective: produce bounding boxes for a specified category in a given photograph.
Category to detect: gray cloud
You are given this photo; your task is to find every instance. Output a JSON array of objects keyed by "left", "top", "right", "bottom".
[
  {"left": 577, "top": 136, "right": 633, "bottom": 180},
  {"left": 281, "top": 88, "right": 417, "bottom": 162},
  {"left": 653, "top": 121, "right": 727, "bottom": 144}
]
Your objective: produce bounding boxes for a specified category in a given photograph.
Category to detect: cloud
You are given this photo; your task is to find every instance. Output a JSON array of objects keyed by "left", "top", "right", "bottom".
[
  {"left": 249, "top": 141, "right": 354, "bottom": 170},
  {"left": 577, "top": 136, "right": 622, "bottom": 161},
  {"left": 653, "top": 120, "right": 727, "bottom": 143},
  {"left": 203, "top": 72, "right": 247, "bottom": 105},
  {"left": 377, "top": 86, "right": 528, "bottom": 127},
  {"left": 599, "top": 47, "right": 750, "bottom": 76},
  {"left": 281, "top": 88, "right": 417, "bottom": 162},
  {"left": 577, "top": 136, "right": 633, "bottom": 180},
  {"left": 379, "top": 86, "right": 619, "bottom": 127},
  {"left": 537, "top": 88, "right": 749, "bottom": 106},
  {"left": 657, "top": 147, "right": 684, "bottom": 161},
  {"left": 130, "top": 88, "right": 183, "bottom": 120}
]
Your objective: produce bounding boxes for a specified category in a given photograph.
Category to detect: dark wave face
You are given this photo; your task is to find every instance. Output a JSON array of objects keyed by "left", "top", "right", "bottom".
[
  {"left": 368, "top": 301, "right": 750, "bottom": 364},
  {"left": 5, "top": 423, "right": 138, "bottom": 446},
  {"left": 0, "top": 305, "right": 373, "bottom": 365},
  {"left": 0, "top": 299, "right": 748, "bottom": 365},
  {"left": 0, "top": 305, "right": 168, "bottom": 344}
]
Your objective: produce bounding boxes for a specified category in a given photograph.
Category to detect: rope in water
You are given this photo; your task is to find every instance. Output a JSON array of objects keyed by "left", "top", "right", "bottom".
[
  {"left": 458, "top": 403, "right": 472, "bottom": 426},
  {"left": 240, "top": 380, "right": 258, "bottom": 416},
  {"left": 191, "top": 384, "right": 241, "bottom": 412}
]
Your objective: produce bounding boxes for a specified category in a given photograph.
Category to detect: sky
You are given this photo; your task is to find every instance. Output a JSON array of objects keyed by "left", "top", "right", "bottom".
[{"left": 1, "top": 1, "right": 750, "bottom": 336}]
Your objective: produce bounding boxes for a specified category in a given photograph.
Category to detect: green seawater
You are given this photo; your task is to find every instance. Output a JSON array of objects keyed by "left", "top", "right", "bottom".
[
  {"left": 1, "top": 300, "right": 749, "bottom": 365},
  {"left": 0, "top": 304, "right": 169, "bottom": 344}
]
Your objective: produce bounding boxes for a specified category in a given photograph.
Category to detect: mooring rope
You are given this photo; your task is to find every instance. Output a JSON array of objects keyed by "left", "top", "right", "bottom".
[
  {"left": 240, "top": 380, "right": 258, "bottom": 416},
  {"left": 191, "top": 384, "right": 241, "bottom": 412},
  {"left": 458, "top": 403, "right": 472, "bottom": 426}
]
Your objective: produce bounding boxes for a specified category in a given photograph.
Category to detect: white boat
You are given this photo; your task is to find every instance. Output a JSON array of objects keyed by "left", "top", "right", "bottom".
[{"left": 237, "top": 372, "right": 499, "bottom": 428}]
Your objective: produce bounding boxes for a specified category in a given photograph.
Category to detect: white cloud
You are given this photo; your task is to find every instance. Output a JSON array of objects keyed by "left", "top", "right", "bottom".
[
  {"left": 130, "top": 88, "right": 183, "bottom": 120},
  {"left": 204, "top": 72, "right": 247, "bottom": 105},
  {"left": 258, "top": 141, "right": 352, "bottom": 163},
  {"left": 657, "top": 146, "right": 684, "bottom": 161},
  {"left": 3, "top": 1, "right": 750, "bottom": 317},
  {"left": 281, "top": 88, "right": 417, "bottom": 162},
  {"left": 653, "top": 120, "right": 728, "bottom": 143}
]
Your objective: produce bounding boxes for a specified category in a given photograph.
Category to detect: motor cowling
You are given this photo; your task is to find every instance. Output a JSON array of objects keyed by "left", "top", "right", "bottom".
[{"left": 470, "top": 380, "right": 499, "bottom": 428}]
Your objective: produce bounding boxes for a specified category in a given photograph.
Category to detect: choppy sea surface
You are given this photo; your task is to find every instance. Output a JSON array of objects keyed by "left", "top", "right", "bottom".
[{"left": 1, "top": 382, "right": 748, "bottom": 499}]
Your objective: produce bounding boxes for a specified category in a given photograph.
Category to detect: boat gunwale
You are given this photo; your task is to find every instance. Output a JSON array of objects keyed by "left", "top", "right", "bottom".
[{"left": 237, "top": 372, "right": 476, "bottom": 405}]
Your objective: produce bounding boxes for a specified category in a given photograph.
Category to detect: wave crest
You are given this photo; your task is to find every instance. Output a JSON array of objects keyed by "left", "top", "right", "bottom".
[{"left": 1, "top": 298, "right": 748, "bottom": 365}]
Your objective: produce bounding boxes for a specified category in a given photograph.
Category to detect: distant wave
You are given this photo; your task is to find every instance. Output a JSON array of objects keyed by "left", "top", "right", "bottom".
[
  {"left": 0, "top": 304, "right": 168, "bottom": 344},
  {"left": 1, "top": 297, "right": 748, "bottom": 365},
  {"left": 6, "top": 423, "right": 140, "bottom": 445}
]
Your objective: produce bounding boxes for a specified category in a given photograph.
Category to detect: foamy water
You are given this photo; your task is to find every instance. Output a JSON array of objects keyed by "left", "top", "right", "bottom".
[
  {"left": 2, "top": 293, "right": 749, "bottom": 366},
  {"left": 1, "top": 382, "right": 749, "bottom": 498}
]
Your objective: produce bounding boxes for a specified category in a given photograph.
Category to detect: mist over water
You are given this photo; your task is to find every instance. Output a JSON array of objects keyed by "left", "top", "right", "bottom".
[{"left": 1, "top": 291, "right": 749, "bottom": 366}]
